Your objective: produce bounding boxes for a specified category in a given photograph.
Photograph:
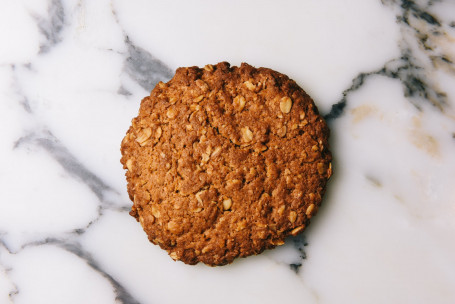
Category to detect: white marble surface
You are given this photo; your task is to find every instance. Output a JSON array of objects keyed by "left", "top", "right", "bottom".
[{"left": 1, "top": 0, "right": 455, "bottom": 303}]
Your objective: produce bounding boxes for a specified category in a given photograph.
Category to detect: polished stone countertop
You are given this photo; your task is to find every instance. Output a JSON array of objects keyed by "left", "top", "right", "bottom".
[{"left": 1, "top": 0, "right": 454, "bottom": 303}]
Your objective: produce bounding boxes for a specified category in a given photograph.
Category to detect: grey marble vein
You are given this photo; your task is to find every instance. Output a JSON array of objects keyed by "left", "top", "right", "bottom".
[
  {"left": 0, "top": 237, "right": 20, "bottom": 302},
  {"left": 57, "top": 241, "right": 141, "bottom": 304},
  {"left": 289, "top": 234, "right": 307, "bottom": 274},
  {"left": 325, "top": 0, "right": 452, "bottom": 121},
  {"left": 124, "top": 36, "right": 173, "bottom": 92},
  {"left": 36, "top": 0, "right": 66, "bottom": 53},
  {"left": 394, "top": 0, "right": 441, "bottom": 26},
  {"left": 0, "top": 236, "right": 13, "bottom": 256},
  {"left": 14, "top": 130, "right": 118, "bottom": 203},
  {"left": 9, "top": 64, "right": 33, "bottom": 113},
  {"left": 118, "top": 85, "right": 133, "bottom": 96},
  {"left": 10, "top": 238, "right": 142, "bottom": 304},
  {"left": 110, "top": 3, "right": 173, "bottom": 93}
]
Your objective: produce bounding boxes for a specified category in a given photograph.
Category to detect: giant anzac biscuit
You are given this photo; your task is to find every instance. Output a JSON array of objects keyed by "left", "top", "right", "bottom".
[{"left": 120, "top": 62, "right": 332, "bottom": 266}]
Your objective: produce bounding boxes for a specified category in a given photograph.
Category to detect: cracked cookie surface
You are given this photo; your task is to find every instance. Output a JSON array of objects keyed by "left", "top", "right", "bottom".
[{"left": 120, "top": 62, "right": 332, "bottom": 266}]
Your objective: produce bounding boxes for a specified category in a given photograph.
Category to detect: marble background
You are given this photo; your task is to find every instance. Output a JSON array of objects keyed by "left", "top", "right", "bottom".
[{"left": 1, "top": 0, "right": 455, "bottom": 303}]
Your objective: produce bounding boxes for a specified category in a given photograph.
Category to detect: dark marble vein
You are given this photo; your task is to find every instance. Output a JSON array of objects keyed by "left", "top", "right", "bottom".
[
  {"left": 14, "top": 130, "right": 118, "bottom": 203},
  {"left": 398, "top": 0, "right": 440, "bottom": 26},
  {"left": 324, "top": 99, "right": 347, "bottom": 121},
  {"left": 15, "top": 238, "right": 142, "bottom": 304},
  {"left": 325, "top": 53, "right": 446, "bottom": 120},
  {"left": 36, "top": 0, "right": 66, "bottom": 53},
  {"left": 288, "top": 234, "right": 308, "bottom": 274},
  {"left": 124, "top": 36, "right": 173, "bottom": 92},
  {"left": 110, "top": 2, "right": 173, "bottom": 93},
  {"left": 58, "top": 241, "right": 141, "bottom": 304},
  {"left": 325, "top": 0, "right": 452, "bottom": 121}
]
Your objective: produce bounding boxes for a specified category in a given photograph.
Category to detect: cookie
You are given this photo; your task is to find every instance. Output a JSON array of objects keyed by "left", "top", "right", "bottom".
[{"left": 120, "top": 62, "right": 332, "bottom": 266}]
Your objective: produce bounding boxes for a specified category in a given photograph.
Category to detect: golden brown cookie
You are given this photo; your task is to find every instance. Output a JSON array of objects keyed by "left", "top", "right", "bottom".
[{"left": 120, "top": 62, "right": 332, "bottom": 266}]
